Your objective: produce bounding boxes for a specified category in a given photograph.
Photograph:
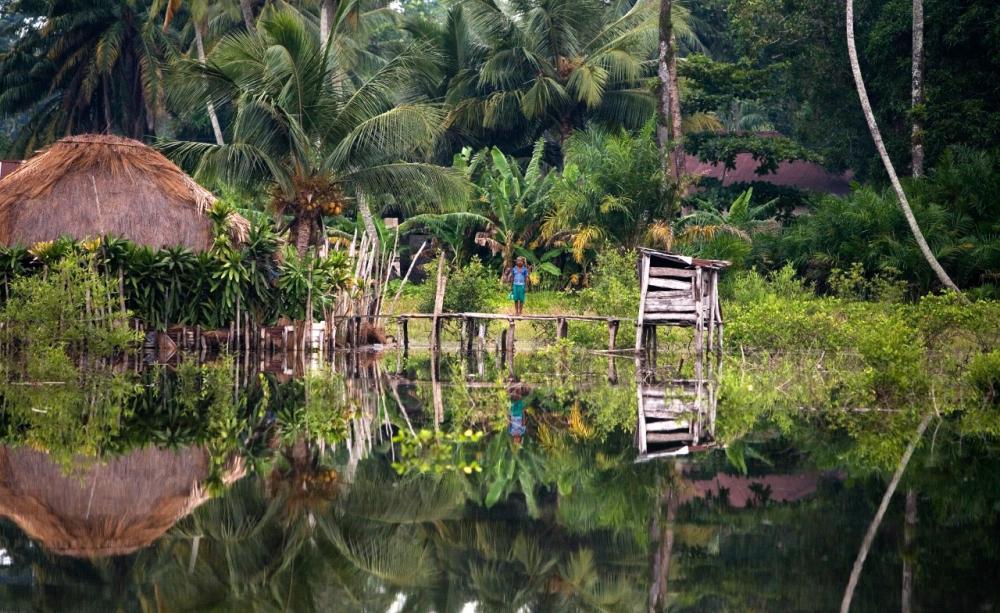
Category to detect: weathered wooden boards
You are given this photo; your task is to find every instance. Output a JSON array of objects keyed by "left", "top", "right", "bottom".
[{"left": 635, "top": 378, "right": 717, "bottom": 461}]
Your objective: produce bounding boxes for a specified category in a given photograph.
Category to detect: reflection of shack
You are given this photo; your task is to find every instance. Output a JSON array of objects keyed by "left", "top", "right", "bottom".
[
  {"left": 636, "top": 378, "right": 717, "bottom": 461},
  {"left": 0, "top": 446, "right": 243, "bottom": 558}
]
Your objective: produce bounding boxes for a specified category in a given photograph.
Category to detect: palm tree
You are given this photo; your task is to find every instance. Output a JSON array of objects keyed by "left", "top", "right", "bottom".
[
  {"left": 165, "top": 8, "right": 468, "bottom": 255},
  {"left": 0, "top": 0, "right": 176, "bottom": 154},
  {"left": 542, "top": 125, "right": 680, "bottom": 264},
  {"left": 458, "top": 0, "right": 662, "bottom": 151},
  {"left": 676, "top": 188, "right": 772, "bottom": 244},
  {"left": 844, "top": 0, "right": 961, "bottom": 294}
]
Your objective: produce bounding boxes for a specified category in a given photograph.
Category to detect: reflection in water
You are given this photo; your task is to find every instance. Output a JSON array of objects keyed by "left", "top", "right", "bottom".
[
  {"left": 0, "top": 348, "right": 997, "bottom": 611},
  {"left": 0, "top": 445, "right": 243, "bottom": 558}
]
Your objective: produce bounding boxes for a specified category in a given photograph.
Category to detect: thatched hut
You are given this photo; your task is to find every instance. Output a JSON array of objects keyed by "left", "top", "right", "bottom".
[
  {"left": 0, "top": 445, "right": 244, "bottom": 558},
  {"left": 0, "top": 134, "right": 248, "bottom": 251}
]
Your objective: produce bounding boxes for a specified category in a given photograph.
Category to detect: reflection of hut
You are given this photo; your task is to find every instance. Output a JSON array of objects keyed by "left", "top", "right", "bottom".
[
  {"left": 0, "top": 445, "right": 243, "bottom": 558},
  {"left": 0, "top": 135, "right": 247, "bottom": 251}
]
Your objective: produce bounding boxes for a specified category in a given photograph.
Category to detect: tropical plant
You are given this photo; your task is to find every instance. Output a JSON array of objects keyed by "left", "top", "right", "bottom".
[
  {"left": 461, "top": 139, "right": 555, "bottom": 270},
  {"left": 0, "top": 0, "right": 176, "bottom": 154},
  {"left": 165, "top": 8, "right": 467, "bottom": 255},
  {"left": 456, "top": 0, "right": 674, "bottom": 148},
  {"left": 543, "top": 124, "right": 677, "bottom": 265}
]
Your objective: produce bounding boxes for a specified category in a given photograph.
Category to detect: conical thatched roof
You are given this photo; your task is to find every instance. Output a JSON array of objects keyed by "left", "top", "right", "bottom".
[
  {"left": 0, "top": 445, "right": 244, "bottom": 558},
  {"left": 0, "top": 134, "right": 248, "bottom": 251}
]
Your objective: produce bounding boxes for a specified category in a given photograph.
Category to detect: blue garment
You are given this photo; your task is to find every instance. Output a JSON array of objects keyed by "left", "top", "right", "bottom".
[
  {"left": 509, "top": 399, "right": 526, "bottom": 437},
  {"left": 511, "top": 265, "right": 528, "bottom": 286}
]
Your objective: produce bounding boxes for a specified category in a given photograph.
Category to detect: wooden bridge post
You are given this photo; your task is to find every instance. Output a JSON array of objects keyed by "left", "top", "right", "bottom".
[
  {"left": 400, "top": 318, "right": 409, "bottom": 355},
  {"left": 477, "top": 320, "right": 487, "bottom": 352},
  {"left": 607, "top": 319, "right": 620, "bottom": 351},
  {"left": 556, "top": 317, "right": 568, "bottom": 340},
  {"left": 464, "top": 317, "right": 475, "bottom": 356},
  {"left": 507, "top": 318, "right": 515, "bottom": 374}
]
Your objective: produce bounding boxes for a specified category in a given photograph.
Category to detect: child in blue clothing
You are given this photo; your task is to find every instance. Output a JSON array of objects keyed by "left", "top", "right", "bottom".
[{"left": 504, "top": 256, "right": 531, "bottom": 315}]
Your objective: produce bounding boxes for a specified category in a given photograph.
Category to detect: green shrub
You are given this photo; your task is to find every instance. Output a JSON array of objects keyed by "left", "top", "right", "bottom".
[
  {"left": 419, "top": 257, "right": 501, "bottom": 313},
  {"left": 967, "top": 351, "right": 1000, "bottom": 407},
  {"left": 828, "top": 262, "right": 908, "bottom": 303},
  {"left": 578, "top": 248, "right": 639, "bottom": 317},
  {"left": 724, "top": 265, "right": 813, "bottom": 303}
]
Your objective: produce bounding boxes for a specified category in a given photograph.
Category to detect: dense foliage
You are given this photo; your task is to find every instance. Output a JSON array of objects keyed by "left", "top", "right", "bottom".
[{"left": 1, "top": 0, "right": 997, "bottom": 299}]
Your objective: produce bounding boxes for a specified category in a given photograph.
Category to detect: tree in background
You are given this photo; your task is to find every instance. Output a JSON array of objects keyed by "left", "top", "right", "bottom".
[
  {"left": 845, "top": 0, "right": 959, "bottom": 293},
  {"left": 165, "top": 8, "right": 467, "bottom": 255},
  {"left": 0, "top": 0, "right": 175, "bottom": 155}
]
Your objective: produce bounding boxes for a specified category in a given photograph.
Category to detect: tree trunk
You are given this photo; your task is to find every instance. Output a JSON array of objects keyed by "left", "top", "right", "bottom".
[
  {"left": 902, "top": 489, "right": 917, "bottom": 613},
  {"left": 357, "top": 192, "right": 380, "bottom": 248},
  {"left": 239, "top": 0, "right": 255, "bottom": 30},
  {"left": 845, "top": 0, "right": 961, "bottom": 294},
  {"left": 194, "top": 21, "right": 225, "bottom": 146},
  {"left": 320, "top": 0, "right": 337, "bottom": 53},
  {"left": 648, "top": 473, "right": 678, "bottom": 612},
  {"left": 668, "top": 33, "right": 685, "bottom": 180},
  {"left": 911, "top": 0, "right": 924, "bottom": 177},
  {"left": 295, "top": 217, "right": 313, "bottom": 257},
  {"left": 656, "top": 0, "right": 673, "bottom": 180}
]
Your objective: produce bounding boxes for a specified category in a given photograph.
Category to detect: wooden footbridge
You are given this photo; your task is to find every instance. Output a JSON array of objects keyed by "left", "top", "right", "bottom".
[{"left": 392, "top": 312, "right": 626, "bottom": 353}]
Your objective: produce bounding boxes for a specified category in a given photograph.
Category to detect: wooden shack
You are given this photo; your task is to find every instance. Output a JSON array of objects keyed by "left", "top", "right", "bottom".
[{"left": 635, "top": 248, "right": 729, "bottom": 359}]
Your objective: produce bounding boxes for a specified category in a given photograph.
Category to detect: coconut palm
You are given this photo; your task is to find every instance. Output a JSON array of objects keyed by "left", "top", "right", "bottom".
[
  {"left": 0, "top": 0, "right": 176, "bottom": 154},
  {"left": 165, "top": 8, "right": 468, "bottom": 255},
  {"left": 457, "top": 0, "right": 662, "bottom": 149}
]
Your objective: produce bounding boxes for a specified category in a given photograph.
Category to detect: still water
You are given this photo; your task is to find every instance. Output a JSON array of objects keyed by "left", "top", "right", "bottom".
[{"left": 0, "top": 349, "right": 997, "bottom": 612}]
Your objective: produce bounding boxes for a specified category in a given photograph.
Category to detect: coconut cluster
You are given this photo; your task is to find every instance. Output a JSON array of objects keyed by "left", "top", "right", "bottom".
[{"left": 272, "top": 175, "right": 348, "bottom": 217}]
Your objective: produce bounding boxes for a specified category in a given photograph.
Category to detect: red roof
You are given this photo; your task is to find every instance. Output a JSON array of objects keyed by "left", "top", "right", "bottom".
[
  {"left": 684, "top": 153, "right": 853, "bottom": 195},
  {"left": 0, "top": 160, "right": 22, "bottom": 181}
]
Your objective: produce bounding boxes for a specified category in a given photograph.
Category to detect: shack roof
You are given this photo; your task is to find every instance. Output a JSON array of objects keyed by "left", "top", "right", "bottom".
[{"left": 638, "top": 248, "right": 732, "bottom": 270}]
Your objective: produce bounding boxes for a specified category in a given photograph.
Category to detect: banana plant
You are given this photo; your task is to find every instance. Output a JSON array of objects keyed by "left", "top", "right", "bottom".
[
  {"left": 480, "top": 433, "right": 547, "bottom": 518},
  {"left": 459, "top": 139, "right": 555, "bottom": 270}
]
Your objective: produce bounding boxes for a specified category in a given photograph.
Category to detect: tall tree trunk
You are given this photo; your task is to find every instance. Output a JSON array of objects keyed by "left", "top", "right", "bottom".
[
  {"left": 194, "top": 21, "right": 225, "bottom": 146},
  {"left": 320, "top": 0, "right": 337, "bottom": 53},
  {"left": 911, "top": 0, "right": 924, "bottom": 177},
  {"left": 845, "top": 0, "right": 961, "bottom": 293},
  {"left": 668, "top": 33, "right": 685, "bottom": 180},
  {"left": 648, "top": 472, "right": 678, "bottom": 612},
  {"left": 902, "top": 489, "right": 917, "bottom": 613},
  {"left": 239, "top": 0, "right": 255, "bottom": 30},
  {"left": 357, "top": 192, "right": 380, "bottom": 248},
  {"left": 656, "top": 0, "right": 673, "bottom": 180}
]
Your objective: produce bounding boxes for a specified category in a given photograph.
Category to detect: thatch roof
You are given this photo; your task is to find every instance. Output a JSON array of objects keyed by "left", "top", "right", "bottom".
[
  {"left": 0, "top": 445, "right": 244, "bottom": 558},
  {"left": 0, "top": 135, "right": 248, "bottom": 251}
]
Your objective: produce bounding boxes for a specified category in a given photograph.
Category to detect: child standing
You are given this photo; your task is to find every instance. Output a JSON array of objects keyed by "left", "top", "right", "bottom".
[{"left": 505, "top": 256, "right": 530, "bottom": 315}]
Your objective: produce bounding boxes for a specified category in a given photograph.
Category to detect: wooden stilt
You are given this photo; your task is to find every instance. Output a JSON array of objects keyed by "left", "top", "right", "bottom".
[{"left": 608, "top": 319, "right": 619, "bottom": 351}]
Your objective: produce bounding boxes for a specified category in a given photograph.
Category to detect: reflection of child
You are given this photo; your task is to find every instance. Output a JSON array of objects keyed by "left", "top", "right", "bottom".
[
  {"left": 507, "top": 376, "right": 528, "bottom": 444},
  {"left": 509, "top": 398, "right": 526, "bottom": 443}
]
